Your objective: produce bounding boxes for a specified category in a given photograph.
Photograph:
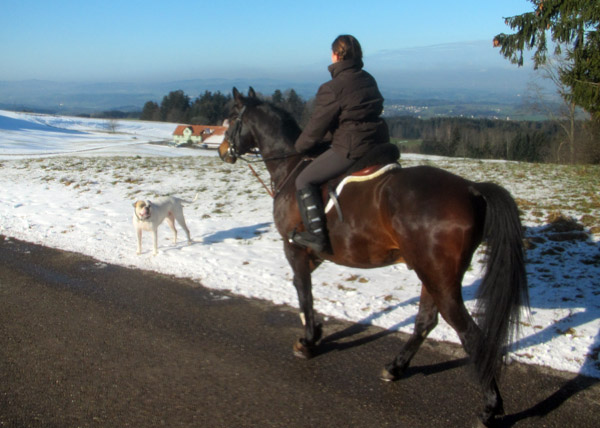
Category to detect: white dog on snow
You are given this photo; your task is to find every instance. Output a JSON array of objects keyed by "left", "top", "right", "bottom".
[{"left": 132, "top": 196, "right": 193, "bottom": 255}]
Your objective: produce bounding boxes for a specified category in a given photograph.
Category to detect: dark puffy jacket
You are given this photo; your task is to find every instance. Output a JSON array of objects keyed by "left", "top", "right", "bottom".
[{"left": 295, "top": 58, "right": 389, "bottom": 159}]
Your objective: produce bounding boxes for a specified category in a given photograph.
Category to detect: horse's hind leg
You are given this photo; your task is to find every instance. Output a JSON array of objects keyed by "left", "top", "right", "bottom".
[
  {"left": 381, "top": 286, "right": 438, "bottom": 381},
  {"left": 435, "top": 289, "right": 504, "bottom": 426}
]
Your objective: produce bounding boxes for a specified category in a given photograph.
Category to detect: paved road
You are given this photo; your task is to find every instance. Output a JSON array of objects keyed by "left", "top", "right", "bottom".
[{"left": 1, "top": 235, "right": 598, "bottom": 427}]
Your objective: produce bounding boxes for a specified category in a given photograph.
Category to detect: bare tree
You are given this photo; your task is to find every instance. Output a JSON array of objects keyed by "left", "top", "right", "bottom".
[
  {"left": 106, "top": 119, "right": 119, "bottom": 134},
  {"left": 526, "top": 54, "right": 588, "bottom": 163}
]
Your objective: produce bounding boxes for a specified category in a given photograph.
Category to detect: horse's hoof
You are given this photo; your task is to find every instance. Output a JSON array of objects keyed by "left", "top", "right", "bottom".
[
  {"left": 472, "top": 417, "right": 497, "bottom": 428},
  {"left": 472, "top": 419, "right": 488, "bottom": 428},
  {"left": 293, "top": 340, "right": 314, "bottom": 359},
  {"left": 379, "top": 367, "right": 398, "bottom": 382},
  {"left": 474, "top": 414, "right": 501, "bottom": 428}
]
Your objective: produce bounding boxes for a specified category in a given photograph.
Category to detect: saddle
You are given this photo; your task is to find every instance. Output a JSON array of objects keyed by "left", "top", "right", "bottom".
[
  {"left": 321, "top": 143, "right": 401, "bottom": 218},
  {"left": 347, "top": 142, "right": 401, "bottom": 175}
]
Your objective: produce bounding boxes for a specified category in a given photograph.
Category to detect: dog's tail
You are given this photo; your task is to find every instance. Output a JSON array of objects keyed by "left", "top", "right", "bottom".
[{"left": 178, "top": 193, "right": 199, "bottom": 205}]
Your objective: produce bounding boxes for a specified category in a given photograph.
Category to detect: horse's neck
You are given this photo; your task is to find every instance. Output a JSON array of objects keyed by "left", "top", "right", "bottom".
[
  {"left": 257, "top": 139, "right": 302, "bottom": 192},
  {"left": 253, "top": 106, "right": 302, "bottom": 191},
  {"left": 263, "top": 154, "right": 303, "bottom": 190}
]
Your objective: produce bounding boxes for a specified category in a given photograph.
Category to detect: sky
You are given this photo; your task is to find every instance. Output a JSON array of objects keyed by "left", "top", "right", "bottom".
[{"left": 0, "top": 0, "right": 536, "bottom": 83}]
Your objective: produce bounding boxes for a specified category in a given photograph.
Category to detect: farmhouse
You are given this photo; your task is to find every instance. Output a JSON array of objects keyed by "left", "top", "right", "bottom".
[{"left": 172, "top": 124, "right": 227, "bottom": 149}]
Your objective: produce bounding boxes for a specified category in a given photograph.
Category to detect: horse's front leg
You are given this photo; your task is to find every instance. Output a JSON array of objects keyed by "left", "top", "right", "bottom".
[{"left": 284, "top": 243, "right": 322, "bottom": 359}]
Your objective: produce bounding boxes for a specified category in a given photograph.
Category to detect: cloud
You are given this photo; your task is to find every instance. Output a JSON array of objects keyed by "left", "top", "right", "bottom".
[{"left": 367, "top": 40, "right": 526, "bottom": 71}]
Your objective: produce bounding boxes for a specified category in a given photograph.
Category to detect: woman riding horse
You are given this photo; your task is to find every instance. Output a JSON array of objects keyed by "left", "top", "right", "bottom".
[
  {"left": 291, "top": 35, "right": 390, "bottom": 253},
  {"left": 219, "top": 86, "right": 529, "bottom": 427}
]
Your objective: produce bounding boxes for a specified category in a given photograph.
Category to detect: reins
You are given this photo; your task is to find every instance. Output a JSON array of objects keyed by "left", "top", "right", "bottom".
[
  {"left": 240, "top": 153, "right": 310, "bottom": 199},
  {"left": 246, "top": 162, "right": 274, "bottom": 197}
]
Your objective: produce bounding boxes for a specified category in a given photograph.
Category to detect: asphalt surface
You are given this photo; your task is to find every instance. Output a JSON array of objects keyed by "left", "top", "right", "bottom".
[{"left": 1, "top": 235, "right": 599, "bottom": 428}]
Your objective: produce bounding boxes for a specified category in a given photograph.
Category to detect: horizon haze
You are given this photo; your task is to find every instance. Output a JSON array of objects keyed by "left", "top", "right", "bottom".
[{"left": 0, "top": 39, "right": 547, "bottom": 115}]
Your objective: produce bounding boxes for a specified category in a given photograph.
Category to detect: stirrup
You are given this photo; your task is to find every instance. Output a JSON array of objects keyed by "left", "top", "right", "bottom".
[{"left": 288, "top": 229, "right": 327, "bottom": 253}]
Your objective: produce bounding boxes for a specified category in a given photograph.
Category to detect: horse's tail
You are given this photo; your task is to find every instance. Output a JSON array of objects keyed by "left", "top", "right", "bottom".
[{"left": 469, "top": 182, "right": 530, "bottom": 387}]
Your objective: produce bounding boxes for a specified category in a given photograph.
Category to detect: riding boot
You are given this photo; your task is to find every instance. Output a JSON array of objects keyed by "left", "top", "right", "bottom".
[{"left": 290, "top": 186, "right": 329, "bottom": 253}]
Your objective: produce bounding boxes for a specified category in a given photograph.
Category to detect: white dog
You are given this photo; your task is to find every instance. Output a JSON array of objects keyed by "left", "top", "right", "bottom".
[{"left": 132, "top": 196, "right": 192, "bottom": 255}]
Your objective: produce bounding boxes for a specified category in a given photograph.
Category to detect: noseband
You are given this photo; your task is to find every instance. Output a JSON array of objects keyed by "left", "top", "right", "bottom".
[{"left": 224, "top": 106, "right": 247, "bottom": 160}]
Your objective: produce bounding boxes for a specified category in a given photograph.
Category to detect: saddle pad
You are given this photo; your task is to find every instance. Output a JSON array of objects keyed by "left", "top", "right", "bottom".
[
  {"left": 351, "top": 165, "right": 383, "bottom": 176},
  {"left": 325, "top": 163, "right": 401, "bottom": 214}
]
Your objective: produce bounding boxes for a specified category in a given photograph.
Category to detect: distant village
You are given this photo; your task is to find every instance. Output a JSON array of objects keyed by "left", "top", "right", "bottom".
[
  {"left": 171, "top": 123, "right": 228, "bottom": 149},
  {"left": 382, "top": 104, "right": 429, "bottom": 117}
]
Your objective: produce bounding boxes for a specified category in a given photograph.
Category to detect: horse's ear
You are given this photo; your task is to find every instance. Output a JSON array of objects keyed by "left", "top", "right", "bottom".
[
  {"left": 232, "top": 87, "right": 244, "bottom": 107},
  {"left": 248, "top": 87, "right": 257, "bottom": 99}
]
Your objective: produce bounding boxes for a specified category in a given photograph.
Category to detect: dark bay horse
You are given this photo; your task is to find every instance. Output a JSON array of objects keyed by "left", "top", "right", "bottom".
[{"left": 219, "top": 87, "right": 529, "bottom": 426}]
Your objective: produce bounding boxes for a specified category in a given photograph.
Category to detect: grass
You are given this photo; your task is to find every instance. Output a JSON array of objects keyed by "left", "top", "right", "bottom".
[{"left": 4, "top": 154, "right": 600, "bottom": 237}]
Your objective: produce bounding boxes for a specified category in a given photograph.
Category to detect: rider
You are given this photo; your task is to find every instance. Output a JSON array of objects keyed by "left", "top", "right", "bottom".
[{"left": 291, "top": 34, "right": 390, "bottom": 253}]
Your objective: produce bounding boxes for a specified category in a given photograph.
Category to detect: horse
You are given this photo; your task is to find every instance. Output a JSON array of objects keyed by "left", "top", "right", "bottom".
[{"left": 218, "top": 87, "right": 530, "bottom": 426}]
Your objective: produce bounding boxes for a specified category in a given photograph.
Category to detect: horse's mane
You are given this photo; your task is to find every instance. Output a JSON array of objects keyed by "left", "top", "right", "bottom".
[{"left": 252, "top": 98, "right": 302, "bottom": 144}]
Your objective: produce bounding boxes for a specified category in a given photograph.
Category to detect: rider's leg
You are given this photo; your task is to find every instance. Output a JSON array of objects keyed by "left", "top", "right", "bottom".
[{"left": 291, "top": 149, "right": 355, "bottom": 252}]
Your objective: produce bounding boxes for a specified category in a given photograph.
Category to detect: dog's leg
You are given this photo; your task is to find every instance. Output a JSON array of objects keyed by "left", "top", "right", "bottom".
[
  {"left": 136, "top": 228, "right": 143, "bottom": 255},
  {"left": 166, "top": 213, "right": 177, "bottom": 244},
  {"left": 152, "top": 229, "right": 159, "bottom": 255},
  {"left": 176, "top": 214, "right": 192, "bottom": 243}
]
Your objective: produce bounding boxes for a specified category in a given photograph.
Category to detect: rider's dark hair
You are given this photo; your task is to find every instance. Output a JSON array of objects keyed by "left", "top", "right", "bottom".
[{"left": 331, "top": 35, "right": 363, "bottom": 62}]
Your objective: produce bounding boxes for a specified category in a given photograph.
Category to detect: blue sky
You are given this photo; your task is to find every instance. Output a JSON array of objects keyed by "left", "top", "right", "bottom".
[{"left": 0, "top": 0, "right": 535, "bottom": 83}]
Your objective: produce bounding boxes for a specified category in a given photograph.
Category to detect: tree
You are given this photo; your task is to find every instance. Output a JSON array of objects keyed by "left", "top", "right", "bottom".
[
  {"left": 529, "top": 55, "right": 580, "bottom": 162},
  {"left": 106, "top": 118, "right": 119, "bottom": 133},
  {"left": 140, "top": 101, "right": 161, "bottom": 121},
  {"left": 271, "top": 89, "right": 284, "bottom": 106},
  {"left": 189, "top": 91, "right": 231, "bottom": 125},
  {"left": 160, "top": 90, "right": 190, "bottom": 123},
  {"left": 494, "top": 0, "right": 600, "bottom": 118},
  {"left": 284, "top": 89, "right": 305, "bottom": 123}
]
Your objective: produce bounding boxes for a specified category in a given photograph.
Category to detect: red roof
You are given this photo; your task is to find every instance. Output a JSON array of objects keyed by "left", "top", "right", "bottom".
[{"left": 173, "top": 125, "right": 227, "bottom": 136}]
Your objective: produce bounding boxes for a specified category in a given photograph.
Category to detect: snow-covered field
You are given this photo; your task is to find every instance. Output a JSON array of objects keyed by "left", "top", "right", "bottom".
[{"left": 1, "top": 109, "right": 599, "bottom": 378}]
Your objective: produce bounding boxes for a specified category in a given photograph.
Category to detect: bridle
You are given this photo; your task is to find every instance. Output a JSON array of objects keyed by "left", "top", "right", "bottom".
[
  {"left": 223, "top": 104, "right": 310, "bottom": 198},
  {"left": 223, "top": 105, "right": 247, "bottom": 161}
]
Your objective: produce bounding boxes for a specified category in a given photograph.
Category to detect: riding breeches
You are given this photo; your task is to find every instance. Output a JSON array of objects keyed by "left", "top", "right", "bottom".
[{"left": 295, "top": 148, "right": 356, "bottom": 189}]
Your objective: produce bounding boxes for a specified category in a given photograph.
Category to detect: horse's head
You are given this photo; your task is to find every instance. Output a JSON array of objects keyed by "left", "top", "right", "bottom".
[{"left": 218, "top": 87, "right": 260, "bottom": 164}]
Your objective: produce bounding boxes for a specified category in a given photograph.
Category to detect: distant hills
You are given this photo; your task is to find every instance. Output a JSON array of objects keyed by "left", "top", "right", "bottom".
[
  {"left": 0, "top": 41, "right": 554, "bottom": 117},
  {"left": 0, "top": 78, "right": 322, "bottom": 115},
  {"left": 0, "top": 73, "right": 541, "bottom": 117}
]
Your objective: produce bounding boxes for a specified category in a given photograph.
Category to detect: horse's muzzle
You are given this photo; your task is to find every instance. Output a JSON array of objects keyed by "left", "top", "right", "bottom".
[{"left": 218, "top": 140, "right": 237, "bottom": 164}]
